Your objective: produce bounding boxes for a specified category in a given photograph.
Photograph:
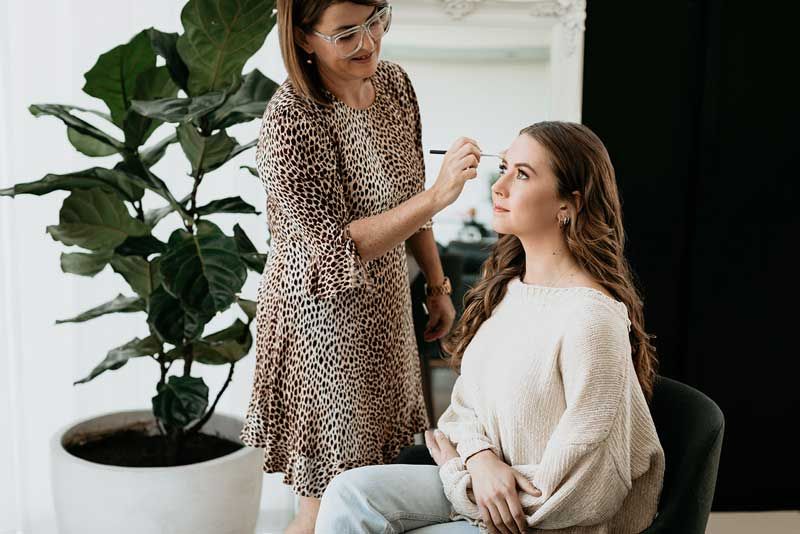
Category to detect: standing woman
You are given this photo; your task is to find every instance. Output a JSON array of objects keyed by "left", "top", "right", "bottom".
[{"left": 239, "top": 1, "right": 482, "bottom": 533}]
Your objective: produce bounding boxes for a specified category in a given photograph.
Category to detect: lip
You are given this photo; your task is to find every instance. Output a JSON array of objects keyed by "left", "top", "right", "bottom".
[
  {"left": 493, "top": 205, "right": 509, "bottom": 213},
  {"left": 351, "top": 52, "right": 374, "bottom": 61}
]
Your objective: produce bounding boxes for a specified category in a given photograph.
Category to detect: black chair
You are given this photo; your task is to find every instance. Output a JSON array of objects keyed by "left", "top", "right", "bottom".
[{"left": 395, "top": 375, "right": 725, "bottom": 534}]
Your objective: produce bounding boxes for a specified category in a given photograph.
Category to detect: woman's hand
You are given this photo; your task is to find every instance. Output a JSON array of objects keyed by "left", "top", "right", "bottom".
[
  {"left": 424, "top": 429, "right": 459, "bottom": 466},
  {"left": 431, "top": 137, "right": 482, "bottom": 209},
  {"left": 423, "top": 294, "right": 456, "bottom": 342},
  {"left": 465, "top": 450, "right": 542, "bottom": 534}
]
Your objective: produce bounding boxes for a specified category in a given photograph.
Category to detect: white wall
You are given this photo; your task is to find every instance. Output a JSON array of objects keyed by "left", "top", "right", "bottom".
[
  {"left": 396, "top": 57, "right": 550, "bottom": 242},
  {"left": 0, "top": 1, "right": 573, "bottom": 532}
]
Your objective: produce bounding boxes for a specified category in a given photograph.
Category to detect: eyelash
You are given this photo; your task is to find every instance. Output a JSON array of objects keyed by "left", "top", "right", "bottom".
[{"left": 499, "top": 162, "right": 528, "bottom": 180}]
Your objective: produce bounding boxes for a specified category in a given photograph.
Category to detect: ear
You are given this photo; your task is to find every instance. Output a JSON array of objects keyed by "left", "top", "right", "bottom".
[{"left": 294, "top": 27, "right": 312, "bottom": 54}]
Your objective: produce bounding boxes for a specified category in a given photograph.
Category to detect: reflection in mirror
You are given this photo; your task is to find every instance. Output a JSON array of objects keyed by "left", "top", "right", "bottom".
[{"left": 383, "top": 0, "right": 586, "bottom": 244}]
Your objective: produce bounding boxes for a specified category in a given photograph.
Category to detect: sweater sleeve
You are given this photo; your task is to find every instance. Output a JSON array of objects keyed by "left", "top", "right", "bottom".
[
  {"left": 440, "top": 310, "right": 635, "bottom": 529},
  {"left": 256, "top": 105, "right": 373, "bottom": 300},
  {"left": 397, "top": 64, "right": 432, "bottom": 234},
  {"left": 437, "top": 374, "right": 500, "bottom": 466}
]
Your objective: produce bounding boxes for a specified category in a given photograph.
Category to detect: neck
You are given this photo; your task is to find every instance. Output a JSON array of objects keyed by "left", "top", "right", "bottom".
[
  {"left": 319, "top": 68, "right": 374, "bottom": 108},
  {"left": 518, "top": 231, "right": 578, "bottom": 286}
]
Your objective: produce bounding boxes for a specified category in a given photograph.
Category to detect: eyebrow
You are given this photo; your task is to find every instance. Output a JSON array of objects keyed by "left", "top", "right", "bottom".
[
  {"left": 500, "top": 156, "right": 538, "bottom": 175},
  {"left": 332, "top": 7, "right": 378, "bottom": 31}
]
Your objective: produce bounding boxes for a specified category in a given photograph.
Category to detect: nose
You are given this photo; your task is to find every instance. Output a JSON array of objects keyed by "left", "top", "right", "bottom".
[
  {"left": 357, "top": 29, "right": 377, "bottom": 54},
  {"left": 492, "top": 170, "right": 509, "bottom": 197}
]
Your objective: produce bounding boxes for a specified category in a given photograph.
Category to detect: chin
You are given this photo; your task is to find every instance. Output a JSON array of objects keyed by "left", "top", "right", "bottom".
[{"left": 491, "top": 219, "right": 510, "bottom": 235}]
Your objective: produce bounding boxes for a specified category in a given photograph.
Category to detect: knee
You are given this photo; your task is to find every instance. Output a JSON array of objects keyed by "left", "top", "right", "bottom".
[{"left": 316, "top": 466, "right": 380, "bottom": 533}]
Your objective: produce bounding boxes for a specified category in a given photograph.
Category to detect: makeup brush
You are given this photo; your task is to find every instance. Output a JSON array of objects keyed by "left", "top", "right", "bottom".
[{"left": 429, "top": 149, "right": 502, "bottom": 158}]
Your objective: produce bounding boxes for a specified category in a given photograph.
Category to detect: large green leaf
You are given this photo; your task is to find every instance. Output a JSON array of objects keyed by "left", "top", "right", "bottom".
[
  {"left": 130, "top": 92, "right": 227, "bottom": 123},
  {"left": 82, "top": 30, "right": 156, "bottom": 127},
  {"left": 140, "top": 133, "right": 178, "bottom": 168},
  {"left": 147, "top": 28, "right": 189, "bottom": 92},
  {"left": 207, "top": 69, "right": 277, "bottom": 129},
  {"left": 233, "top": 223, "right": 267, "bottom": 273},
  {"left": 164, "top": 318, "right": 252, "bottom": 364},
  {"left": 195, "top": 196, "right": 260, "bottom": 216},
  {"left": 160, "top": 220, "right": 247, "bottom": 317},
  {"left": 147, "top": 285, "right": 208, "bottom": 344},
  {"left": 0, "top": 167, "right": 145, "bottom": 202},
  {"left": 74, "top": 335, "right": 161, "bottom": 385},
  {"left": 61, "top": 249, "right": 115, "bottom": 276},
  {"left": 123, "top": 66, "right": 180, "bottom": 148},
  {"left": 29, "top": 104, "right": 124, "bottom": 151},
  {"left": 152, "top": 375, "right": 209, "bottom": 428},
  {"left": 56, "top": 294, "right": 146, "bottom": 324},
  {"left": 67, "top": 127, "right": 118, "bottom": 157},
  {"left": 45, "top": 188, "right": 150, "bottom": 251},
  {"left": 177, "top": 0, "right": 275, "bottom": 95},
  {"left": 115, "top": 234, "right": 167, "bottom": 257},
  {"left": 177, "top": 123, "right": 236, "bottom": 175},
  {"left": 110, "top": 255, "right": 156, "bottom": 298}
]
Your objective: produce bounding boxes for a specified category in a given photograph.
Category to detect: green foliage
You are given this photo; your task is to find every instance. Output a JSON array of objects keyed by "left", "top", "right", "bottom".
[{"left": 1, "top": 0, "right": 277, "bottom": 441}]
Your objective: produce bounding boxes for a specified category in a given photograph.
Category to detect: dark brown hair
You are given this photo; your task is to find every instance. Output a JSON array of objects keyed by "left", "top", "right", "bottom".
[
  {"left": 441, "top": 121, "right": 659, "bottom": 402},
  {"left": 276, "top": 0, "right": 387, "bottom": 106}
]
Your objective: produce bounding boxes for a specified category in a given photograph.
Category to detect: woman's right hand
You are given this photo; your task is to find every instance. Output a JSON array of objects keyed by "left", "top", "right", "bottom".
[
  {"left": 465, "top": 450, "right": 542, "bottom": 534},
  {"left": 431, "top": 137, "right": 482, "bottom": 209}
]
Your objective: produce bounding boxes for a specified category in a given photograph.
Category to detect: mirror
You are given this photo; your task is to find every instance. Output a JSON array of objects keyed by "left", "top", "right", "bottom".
[{"left": 383, "top": 0, "right": 587, "bottom": 244}]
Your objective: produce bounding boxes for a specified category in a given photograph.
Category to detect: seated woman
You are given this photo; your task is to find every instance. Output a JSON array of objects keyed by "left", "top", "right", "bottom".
[{"left": 314, "top": 121, "right": 665, "bottom": 534}]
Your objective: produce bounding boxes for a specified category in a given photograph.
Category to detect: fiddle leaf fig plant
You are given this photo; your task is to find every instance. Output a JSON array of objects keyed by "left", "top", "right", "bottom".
[{"left": 0, "top": 0, "right": 277, "bottom": 459}]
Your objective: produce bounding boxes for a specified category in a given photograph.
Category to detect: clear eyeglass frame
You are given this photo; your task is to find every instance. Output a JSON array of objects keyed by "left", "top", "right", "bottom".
[{"left": 311, "top": 5, "right": 392, "bottom": 59}]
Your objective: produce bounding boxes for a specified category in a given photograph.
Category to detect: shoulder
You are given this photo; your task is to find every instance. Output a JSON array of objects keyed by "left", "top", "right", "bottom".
[
  {"left": 562, "top": 292, "right": 632, "bottom": 354},
  {"left": 377, "top": 59, "right": 411, "bottom": 87},
  {"left": 263, "top": 79, "right": 323, "bottom": 126},
  {"left": 376, "top": 59, "right": 417, "bottom": 105}
]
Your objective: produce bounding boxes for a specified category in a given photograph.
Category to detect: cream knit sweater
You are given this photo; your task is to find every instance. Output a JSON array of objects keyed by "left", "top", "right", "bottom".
[{"left": 437, "top": 276, "right": 665, "bottom": 534}]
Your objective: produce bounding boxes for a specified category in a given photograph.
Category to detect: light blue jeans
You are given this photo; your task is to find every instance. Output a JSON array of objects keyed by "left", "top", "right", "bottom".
[{"left": 315, "top": 464, "right": 480, "bottom": 534}]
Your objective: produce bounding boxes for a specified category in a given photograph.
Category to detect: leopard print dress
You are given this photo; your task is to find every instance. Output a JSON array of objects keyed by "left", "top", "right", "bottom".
[{"left": 240, "top": 60, "right": 433, "bottom": 498}]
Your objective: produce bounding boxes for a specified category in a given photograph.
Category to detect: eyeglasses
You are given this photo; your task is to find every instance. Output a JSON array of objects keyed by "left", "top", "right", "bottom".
[{"left": 311, "top": 5, "right": 392, "bottom": 59}]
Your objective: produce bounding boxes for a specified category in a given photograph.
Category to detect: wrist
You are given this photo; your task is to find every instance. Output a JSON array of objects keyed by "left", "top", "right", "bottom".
[
  {"left": 425, "top": 272, "right": 446, "bottom": 287},
  {"left": 464, "top": 449, "right": 495, "bottom": 470},
  {"left": 425, "top": 276, "right": 452, "bottom": 297},
  {"left": 426, "top": 185, "right": 447, "bottom": 212}
]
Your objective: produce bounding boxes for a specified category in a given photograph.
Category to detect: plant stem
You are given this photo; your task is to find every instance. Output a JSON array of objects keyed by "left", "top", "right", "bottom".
[
  {"left": 182, "top": 343, "right": 193, "bottom": 376},
  {"left": 156, "top": 350, "right": 168, "bottom": 388},
  {"left": 186, "top": 362, "right": 235, "bottom": 435},
  {"left": 187, "top": 170, "right": 205, "bottom": 229}
]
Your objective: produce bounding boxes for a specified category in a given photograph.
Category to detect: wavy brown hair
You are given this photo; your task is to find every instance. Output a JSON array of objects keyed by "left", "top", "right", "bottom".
[{"left": 441, "top": 121, "right": 659, "bottom": 402}]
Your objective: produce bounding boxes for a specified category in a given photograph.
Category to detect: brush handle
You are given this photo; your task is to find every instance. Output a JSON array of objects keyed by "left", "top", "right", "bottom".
[{"left": 429, "top": 149, "right": 500, "bottom": 158}]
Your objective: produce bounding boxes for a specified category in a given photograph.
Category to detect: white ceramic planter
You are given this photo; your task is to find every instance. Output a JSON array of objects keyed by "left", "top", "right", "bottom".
[{"left": 50, "top": 410, "right": 263, "bottom": 534}]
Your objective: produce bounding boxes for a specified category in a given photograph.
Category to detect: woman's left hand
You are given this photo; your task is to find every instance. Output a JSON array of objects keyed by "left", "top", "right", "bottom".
[
  {"left": 424, "top": 295, "right": 456, "bottom": 342},
  {"left": 425, "top": 429, "right": 459, "bottom": 466}
]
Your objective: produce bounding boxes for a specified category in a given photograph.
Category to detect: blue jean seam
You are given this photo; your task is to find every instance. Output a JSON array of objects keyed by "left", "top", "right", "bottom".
[{"left": 382, "top": 510, "right": 454, "bottom": 534}]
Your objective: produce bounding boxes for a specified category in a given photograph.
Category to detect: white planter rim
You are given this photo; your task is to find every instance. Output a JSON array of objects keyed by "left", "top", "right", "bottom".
[{"left": 51, "top": 408, "right": 258, "bottom": 474}]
